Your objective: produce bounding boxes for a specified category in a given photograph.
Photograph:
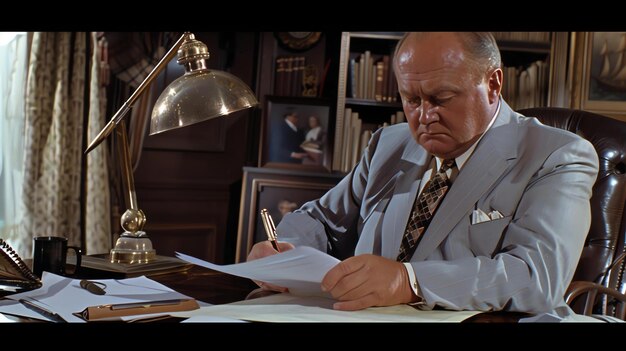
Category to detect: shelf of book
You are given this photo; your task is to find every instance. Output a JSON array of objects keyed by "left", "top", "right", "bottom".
[
  {"left": 332, "top": 31, "right": 568, "bottom": 173},
  {"left": 345, "top": 97, "right": 402, "bottom": 108},
  {"left": 333, "top": 32, "right": 405, "bottom": 172}
]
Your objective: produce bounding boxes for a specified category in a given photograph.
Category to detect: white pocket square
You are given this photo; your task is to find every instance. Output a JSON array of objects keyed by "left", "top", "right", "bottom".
[
  {"left": 488, "top": 210, "right": 503, "bottom": 220},
  {"left": 471, "top": 209, "right": 504, "bottom": 224}
]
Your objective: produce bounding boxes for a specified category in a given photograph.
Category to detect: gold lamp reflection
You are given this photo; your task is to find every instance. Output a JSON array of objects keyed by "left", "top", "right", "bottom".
[{"left": 85, "top": 32, "right": 258, "bottom": 264}]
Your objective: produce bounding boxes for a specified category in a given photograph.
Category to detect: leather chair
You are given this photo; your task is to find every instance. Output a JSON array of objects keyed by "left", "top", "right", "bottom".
[{"left": 518, "top": 107, "right": 626, "bottom": 319}]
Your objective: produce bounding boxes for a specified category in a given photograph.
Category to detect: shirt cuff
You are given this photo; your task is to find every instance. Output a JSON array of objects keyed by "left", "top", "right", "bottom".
[{"left": 403, "top": 262, "right": 421, "bottom": 298}]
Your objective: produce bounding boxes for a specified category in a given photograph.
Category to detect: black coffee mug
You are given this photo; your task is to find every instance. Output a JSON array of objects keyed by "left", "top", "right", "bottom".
[{"left": 32, "top": 236, "right": 82, "bottom": 278}]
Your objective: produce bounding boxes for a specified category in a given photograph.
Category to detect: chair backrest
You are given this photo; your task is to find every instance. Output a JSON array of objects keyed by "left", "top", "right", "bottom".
[{"left": 518, "top": 108, "right": 626, "bottom": 306}]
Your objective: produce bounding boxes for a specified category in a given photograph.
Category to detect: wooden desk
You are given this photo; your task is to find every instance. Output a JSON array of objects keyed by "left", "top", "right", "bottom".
[
  {"left": 150, "top": 265, "right": 257, "bottom": 305},
  {"left": 2, "top": 264, "right": 524, "bottom": 322}
]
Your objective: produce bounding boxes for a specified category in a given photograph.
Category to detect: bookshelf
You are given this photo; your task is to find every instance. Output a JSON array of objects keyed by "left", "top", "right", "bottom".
[
  {"left": 332, "top": 32, "right": 569, "bottom": 173},
  {"left": 256, "top": 32, "right": 338, "bottom": 104},
  {"left": 333, "top": 32, "right": 405, "bottom": 172}
]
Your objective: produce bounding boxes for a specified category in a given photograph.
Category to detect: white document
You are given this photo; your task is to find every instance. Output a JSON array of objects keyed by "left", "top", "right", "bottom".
[
  {"left": 519, "top": 312, "right": 612, "bottom": 323},
  {"left": 0, "top": 312, "right": 17, "bottom": 323},
  {"left": 182, "top": 315, "right": 248, "bottom": 323},
  {"left": 176, "top": 246, "right": 340, "bottom": 297},
  {"left": 172, "top": 293, "right": 479, "bottom": 322},
  {"left": 0, "top": 272, "right": 195, "bottom": 322}
]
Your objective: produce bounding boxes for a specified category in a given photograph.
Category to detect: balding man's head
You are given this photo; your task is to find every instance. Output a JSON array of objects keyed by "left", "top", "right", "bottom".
[{"left": 394, "top": 32, "right": 501, "bottom": 82}]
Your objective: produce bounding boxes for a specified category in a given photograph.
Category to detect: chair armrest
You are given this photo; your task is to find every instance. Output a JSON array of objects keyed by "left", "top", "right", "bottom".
[{"left": 565, "top": 281, "right": 626, "bottom": 320}]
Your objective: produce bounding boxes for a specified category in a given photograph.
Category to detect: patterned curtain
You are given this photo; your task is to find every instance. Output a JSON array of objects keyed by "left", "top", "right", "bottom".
[
  {"left": 85, "top": 33, "right": 111, "bottom": 254},
  {"left": 16, "top": 32, "right": 87, "bottom": 258}
]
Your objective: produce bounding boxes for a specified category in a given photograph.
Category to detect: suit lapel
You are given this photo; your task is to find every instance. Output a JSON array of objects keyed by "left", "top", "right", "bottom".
[
  {"left": 381, "top": 145, "right": 430, "bottom": 259},
  {"left": 412, "top": 101, "right": 520, "bottom": 261}
]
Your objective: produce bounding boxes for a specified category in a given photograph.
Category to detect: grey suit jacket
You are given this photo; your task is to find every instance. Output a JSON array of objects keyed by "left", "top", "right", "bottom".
[{"left": 277, "top": 100, "right": 599, "bottom": 315}]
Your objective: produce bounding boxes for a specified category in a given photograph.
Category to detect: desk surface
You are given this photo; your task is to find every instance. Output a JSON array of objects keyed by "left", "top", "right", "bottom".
[
  {"left": 2, "top": 264, "right": 524, "bottom": 322},
  {"left": 150, "top": 265, "right": 258, "bottom": 305}
]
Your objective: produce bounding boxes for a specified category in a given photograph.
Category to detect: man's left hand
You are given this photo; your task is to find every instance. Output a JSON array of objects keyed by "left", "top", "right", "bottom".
[{"left": 321, "top": 254, "right": 416, "bottom": 311}]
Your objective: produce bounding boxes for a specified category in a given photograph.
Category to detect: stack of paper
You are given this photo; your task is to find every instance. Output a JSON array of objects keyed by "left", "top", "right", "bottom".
[
  {"left": 0, "top": 272, "right": 197, "bottom": 322},
  {"left": 172, "top": 293, "right": 480, "bottom": 322}
]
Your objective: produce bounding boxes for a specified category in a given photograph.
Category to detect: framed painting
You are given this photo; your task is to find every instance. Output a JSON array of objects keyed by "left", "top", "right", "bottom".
[
  {"left": 235, "top": 167, "right": 344, "bottom": 262},
  {"left": 260, "top": 96, "right": 334, "bottom": 172},
  {"left": 581, "top": 32, "right": 626, "bottom": 116}
]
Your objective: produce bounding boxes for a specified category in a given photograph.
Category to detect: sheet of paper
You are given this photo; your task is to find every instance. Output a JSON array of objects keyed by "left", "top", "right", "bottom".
[
  {"left": 0, "top": 312, "right": 17, "bottom": 323},
  {"left": 0, "top": 272, "right": 194, "bottom": 322},
  {"left": 172, "top": 293, "right": 479, "bottom": 322},
  {"left": 176, "top": 246, "right": 340, "bottom": 297},
  {"left": 519, "top": 312, "right": 608, "bottom": 323},
  {"left": 182, "top": 315, "right": 247, "bottom": 323}
]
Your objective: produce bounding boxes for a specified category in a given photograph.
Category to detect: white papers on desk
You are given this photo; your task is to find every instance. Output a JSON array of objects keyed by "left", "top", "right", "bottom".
[
  {"left": 0, "top": 312, "right": 17, "bottom": 323},
  {"left": 0, "top": 272, "right": 195, "bottom": 322},
  {"left": 176, "top": 246, "right": 340, "bottom": 297},
  {"left": 172, "top": 293, "right": 479, "bottom": 322},
  {"left": 519, "top": 312, "right": 613, "bottom": 323}
]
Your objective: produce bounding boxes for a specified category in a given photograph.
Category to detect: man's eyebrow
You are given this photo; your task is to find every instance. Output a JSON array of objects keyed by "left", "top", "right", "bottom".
[
  {"left": 400, "top": 85, "right": 458, "bottom": 97},
  {"left": 423, "top": 83, "right": 460, "bottom": 95}
]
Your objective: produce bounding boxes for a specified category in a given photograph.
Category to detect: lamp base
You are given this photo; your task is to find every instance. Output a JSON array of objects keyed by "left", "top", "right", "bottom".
[{"left": 110, "top": 231, "right": 156, "bottom": 264}]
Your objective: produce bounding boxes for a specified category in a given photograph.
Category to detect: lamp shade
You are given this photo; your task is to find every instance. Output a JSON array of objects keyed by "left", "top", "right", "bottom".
[{"left": 150, "top": 69, "right": 258, "bottom": 135}]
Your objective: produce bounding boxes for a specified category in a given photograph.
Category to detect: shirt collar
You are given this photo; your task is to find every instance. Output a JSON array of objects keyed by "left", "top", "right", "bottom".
[
  {"left": 435, "top": 98, "right": 501, "bottom": 171},
  {"left": 285, "top": 119, "right": 298, "bottom": 132}
]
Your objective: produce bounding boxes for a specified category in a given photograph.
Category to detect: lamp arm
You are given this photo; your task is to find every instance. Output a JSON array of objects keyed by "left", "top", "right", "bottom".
[
  {"left": 116, "top": 120, "right": 138, "bottom": 211},
  {"left": 84, "top": 32, "right": 190, "bottom": 154}
]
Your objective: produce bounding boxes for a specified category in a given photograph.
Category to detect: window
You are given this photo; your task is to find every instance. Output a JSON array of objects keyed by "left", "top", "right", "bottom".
[{"left": 0, "top": 32, "right": 27, "bottom": 245}]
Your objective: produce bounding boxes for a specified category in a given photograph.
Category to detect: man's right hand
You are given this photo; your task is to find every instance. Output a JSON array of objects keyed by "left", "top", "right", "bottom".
[
  {"left": 290, "top": 152, "right": 308, "bottom": 159},
  {"left": 247, "top": 241, "right": 295, "bottom": 292}
]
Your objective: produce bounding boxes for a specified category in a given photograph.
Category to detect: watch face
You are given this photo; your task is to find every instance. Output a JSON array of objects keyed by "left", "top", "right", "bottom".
[{"left": 275, "top": 32, "right": 323, "bottom": 52}]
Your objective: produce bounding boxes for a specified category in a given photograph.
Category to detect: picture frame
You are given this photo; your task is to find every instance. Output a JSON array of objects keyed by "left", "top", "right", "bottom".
[
  {"left": 580, "top": 32, "right": 626, "bottom": 117},
  {"left": 235, "top": 167, "right": 344, "bottom": 262},
  {"left": 260, "top": 96, "right": 334, "bottom": 172}
]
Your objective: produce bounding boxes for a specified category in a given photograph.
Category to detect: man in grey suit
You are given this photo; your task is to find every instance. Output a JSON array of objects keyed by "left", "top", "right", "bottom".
[{"left": 249, "top": 32, "right": 599, "bottom": 317}]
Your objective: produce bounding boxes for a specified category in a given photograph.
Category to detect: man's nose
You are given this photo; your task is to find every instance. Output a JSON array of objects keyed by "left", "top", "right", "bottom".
[{"left": 418, "top": 101, "right": 438, "bottom": 125}]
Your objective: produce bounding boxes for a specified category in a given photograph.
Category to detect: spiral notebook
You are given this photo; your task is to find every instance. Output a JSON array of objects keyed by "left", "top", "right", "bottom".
[{"left": 0, "top": 238, "right": 42, "bottom": 295}]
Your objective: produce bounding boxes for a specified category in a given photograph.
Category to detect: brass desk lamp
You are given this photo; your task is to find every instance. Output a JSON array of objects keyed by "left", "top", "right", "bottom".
[{"left": 85, "top": 32, "right": 258, "bottom": 264}]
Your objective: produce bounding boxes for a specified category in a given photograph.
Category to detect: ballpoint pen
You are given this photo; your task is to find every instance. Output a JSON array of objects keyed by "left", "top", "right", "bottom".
[
  {"left": 19, "top": 298, "right": 67, "bottom": 323},
  {"left": 260, "top": 208, "right": 280, "bottom": 252}
]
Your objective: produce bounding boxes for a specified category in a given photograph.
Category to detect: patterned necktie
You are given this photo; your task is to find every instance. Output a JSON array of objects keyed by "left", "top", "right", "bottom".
[{"left": 397, "top": 159, "right": 456, "bottom": 262}]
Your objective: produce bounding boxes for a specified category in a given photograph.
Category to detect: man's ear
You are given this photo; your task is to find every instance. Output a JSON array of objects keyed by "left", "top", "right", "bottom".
[{"left": 487, "top": 68, "right": 503, "bottom": 104}]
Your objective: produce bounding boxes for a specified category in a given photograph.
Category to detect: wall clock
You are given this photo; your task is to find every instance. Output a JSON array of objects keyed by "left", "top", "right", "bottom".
[{"left": 275, "top": 32, "right": 323, "bottom": 52}]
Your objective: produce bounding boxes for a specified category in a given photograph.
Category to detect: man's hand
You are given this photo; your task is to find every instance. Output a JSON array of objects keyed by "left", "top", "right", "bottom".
[
  {"left": 290, "top": 152, "right": 308, "bottom": 159},
  {"left": 247, "top": 241, "right": 295, "bottom": 292},
  {"left": 321, "top": 254, "right": 416, "bottom": 311}
]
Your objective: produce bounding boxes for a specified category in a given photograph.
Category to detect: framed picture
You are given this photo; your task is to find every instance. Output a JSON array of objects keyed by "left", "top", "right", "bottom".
[
  {"left": 235, "top": 167, "right": 344, "bottom": 262},
  {"left": 581, "top": 32, "right": 626, "bottom": 116},
  {"left": 260, "top": 96, "right": 334, "bottom": 172}
]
